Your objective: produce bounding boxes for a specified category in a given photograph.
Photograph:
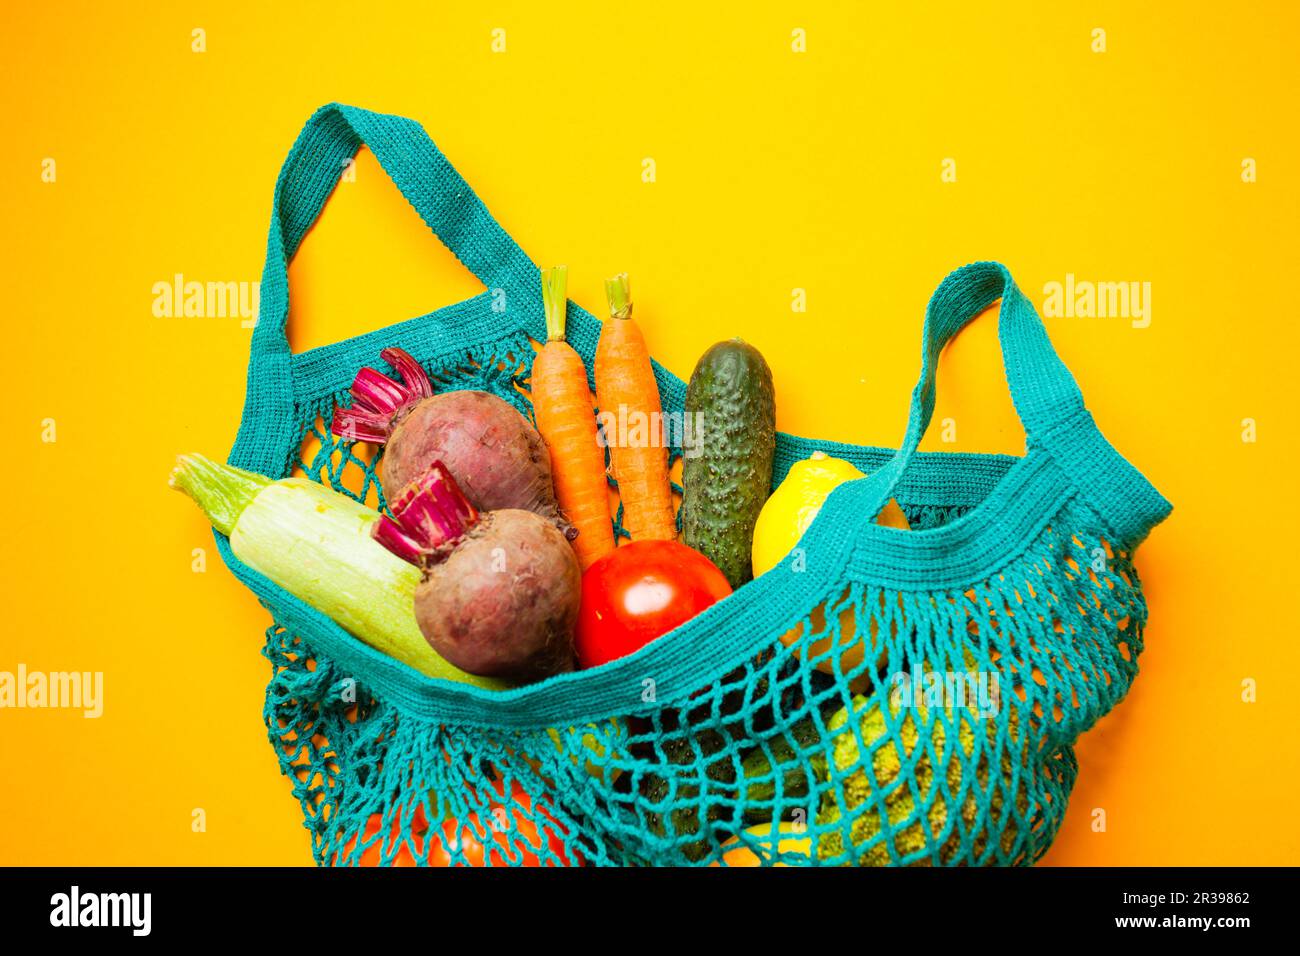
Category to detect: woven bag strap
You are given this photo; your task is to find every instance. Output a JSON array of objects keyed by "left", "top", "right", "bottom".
[
  {"left": 842, "top": 261, "right": 1086, "bottom": 521},
  {"left": 230, "top": 103, "right": 535, "bottom": 474},
  {"left": 258, "top": 102, "right": 534, "bottom": 352}
]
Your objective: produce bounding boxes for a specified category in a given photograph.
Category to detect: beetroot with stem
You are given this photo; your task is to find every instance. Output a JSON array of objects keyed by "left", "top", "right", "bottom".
[
  {"left": 373, "top": 461, "right": 581, "bottom": 684},
  {"left": 333, "top": 347, "right": 571, "bottom": 535}
]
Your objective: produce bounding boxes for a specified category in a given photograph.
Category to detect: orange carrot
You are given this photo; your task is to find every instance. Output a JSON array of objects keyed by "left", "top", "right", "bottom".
[
  {"left": 531, "top": 266, "right": 615, "bottom": 569},
  {"left": 594, "top": 274, "right": 676, "bottom": 541}
]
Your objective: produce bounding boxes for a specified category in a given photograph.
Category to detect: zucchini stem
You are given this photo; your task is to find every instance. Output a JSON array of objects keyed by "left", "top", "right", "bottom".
[
  {"left": 541, "top": 265, "right": 569, "bottom": 342},
  {"left": 170, "top": 453, "right": 271, "bottom": 537}
]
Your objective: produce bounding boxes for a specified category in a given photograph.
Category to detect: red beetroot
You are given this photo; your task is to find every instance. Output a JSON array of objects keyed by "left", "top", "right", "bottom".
[
  {"left": 373, "top": 462, "right": 580, "bottom": 684},
  {"left": 332, "top": 348, "right": 569, "bottom": 532}
]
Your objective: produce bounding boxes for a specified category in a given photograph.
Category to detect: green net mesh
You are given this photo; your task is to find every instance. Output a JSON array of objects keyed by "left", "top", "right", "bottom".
[{"left": 257, "top": 342, "right": 1148, "bottom": 868}]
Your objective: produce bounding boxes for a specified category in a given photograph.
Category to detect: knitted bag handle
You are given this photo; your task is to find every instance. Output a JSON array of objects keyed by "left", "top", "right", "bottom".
[
  {"left": 231, "top": 103, "right": 535, "bottom": 474},
  {"left": 841, "top": 262, "right": 1085, "bottom": 522}
]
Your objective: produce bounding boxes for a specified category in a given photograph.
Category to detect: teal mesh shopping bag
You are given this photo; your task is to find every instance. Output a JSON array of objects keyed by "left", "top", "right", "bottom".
[{"left": 219, "top": 103, "right": 1171, "bottom": 866}]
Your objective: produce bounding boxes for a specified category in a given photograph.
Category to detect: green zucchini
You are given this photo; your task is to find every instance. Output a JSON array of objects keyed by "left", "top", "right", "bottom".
[
  {"left": 681, "top": 338, "right": 776, "bottom": 588},
  {"left": 170, "top": 453, "right": 504, "bottom": 690}
]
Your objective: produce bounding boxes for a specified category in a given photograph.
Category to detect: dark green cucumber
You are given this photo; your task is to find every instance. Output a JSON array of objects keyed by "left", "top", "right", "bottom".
[
  {"left": 739, "top": 717, "right": 828, "bottom": 825},
  {"left": 681, "top": 338, "right": 776, "bottom": 588},
  {"left": 639, "top": 728, "right": 738, "bottom": 862}
]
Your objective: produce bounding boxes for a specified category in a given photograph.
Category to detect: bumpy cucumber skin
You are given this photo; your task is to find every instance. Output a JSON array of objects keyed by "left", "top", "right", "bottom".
[{"left": 681, "top": 339, "right": 776, "bottom": 589}]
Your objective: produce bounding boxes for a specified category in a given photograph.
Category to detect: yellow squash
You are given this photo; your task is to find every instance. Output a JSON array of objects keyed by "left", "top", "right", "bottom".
[
  {"left": 752, "top": 451, "right": 907, "bottom": 576},
  {"left": 752, "top": 452, "right": 909, "bottom": 678}
]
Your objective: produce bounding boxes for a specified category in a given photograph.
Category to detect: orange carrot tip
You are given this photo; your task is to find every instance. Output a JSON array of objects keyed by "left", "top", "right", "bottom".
[
  {"left": 541, "top": 265, "right": 569, "bottom": 341},
  {"left": 605, "top": 272, "right": 632, "bottom": 319}
]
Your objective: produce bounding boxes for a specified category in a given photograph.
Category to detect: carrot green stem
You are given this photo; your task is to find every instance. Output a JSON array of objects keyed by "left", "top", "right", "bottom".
[
  {"left": 169, "top": 453, "right": 271, "bottom": 537},
  {"left": 605, "top": 272, "right": 632, "bottom": 319},
  {"left": 541, "top": 265, "right": 569, "bottom": 342}
]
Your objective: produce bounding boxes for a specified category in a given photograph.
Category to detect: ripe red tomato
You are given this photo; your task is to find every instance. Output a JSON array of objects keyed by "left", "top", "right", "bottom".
[{"left": 575, "top": 540, "right": 732, "bottom": 668}]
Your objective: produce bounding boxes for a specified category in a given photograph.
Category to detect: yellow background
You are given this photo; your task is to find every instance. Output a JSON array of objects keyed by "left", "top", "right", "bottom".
[{"left": 1, "top": 1, "right": 1296, "bottom": 865}]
